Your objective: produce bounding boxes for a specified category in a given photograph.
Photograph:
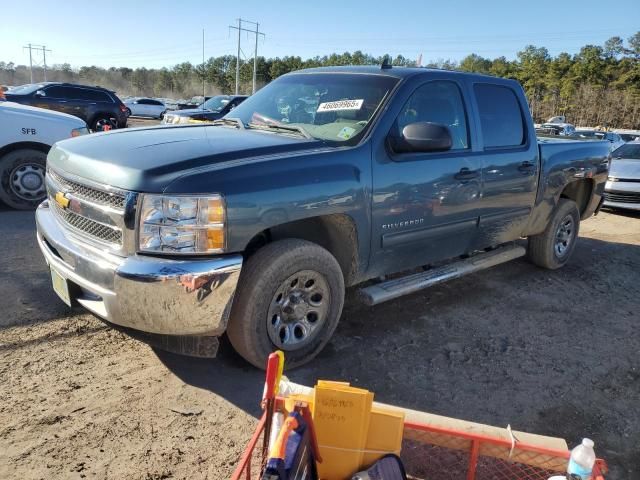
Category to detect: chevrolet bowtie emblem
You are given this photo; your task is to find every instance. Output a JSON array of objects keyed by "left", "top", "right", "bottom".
[{"left": 54, "top": 191, "right": 70, "bottom": 209}]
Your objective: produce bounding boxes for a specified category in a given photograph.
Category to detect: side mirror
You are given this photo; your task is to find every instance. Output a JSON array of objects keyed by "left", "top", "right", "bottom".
[
  {"left": 392, "top": 122, "right": 452, "bottom": 154},
  {"left": 35, "top": 90, "right": 46, "bottom": 97}
]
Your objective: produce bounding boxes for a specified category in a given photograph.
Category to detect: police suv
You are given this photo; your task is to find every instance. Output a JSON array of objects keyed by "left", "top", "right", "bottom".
[{"left": 0, "top": 101, "right": 88, "bottom": 209}]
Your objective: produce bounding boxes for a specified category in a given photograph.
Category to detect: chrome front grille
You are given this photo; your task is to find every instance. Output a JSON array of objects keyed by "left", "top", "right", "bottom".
[
  {"left": 603, "top": 191, "right": 640, "bottom": 204},
  {"left": 46, "top": 169, "right": 133, "bottom": 251},
  {"left": 48, "top": 169, "right": 126, "bottom": 210},
  {"left": 50, "top": 200, "right": 123, "bottom": 245}
]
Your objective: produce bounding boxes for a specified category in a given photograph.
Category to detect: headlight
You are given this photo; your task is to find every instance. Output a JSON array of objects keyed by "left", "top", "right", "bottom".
[
  {"left": 138, "top": 194, "right": 226, "bottom": 254},
  {"left": 71, "top": 127, "right": 89, "bottom": 137}
]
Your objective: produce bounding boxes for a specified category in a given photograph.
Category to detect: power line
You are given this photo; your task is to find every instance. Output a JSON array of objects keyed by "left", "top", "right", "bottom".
[{"left": 228, "top": 18, "right": 265, "bottom": 94}]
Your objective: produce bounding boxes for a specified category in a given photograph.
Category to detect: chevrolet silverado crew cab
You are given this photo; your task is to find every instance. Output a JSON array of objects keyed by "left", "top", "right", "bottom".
[
  {"left": 36, "top": 66, "right": 610, "bottom": 368},
  {"left": 0, "top": 101, "right": 88, "bottom": 209}
]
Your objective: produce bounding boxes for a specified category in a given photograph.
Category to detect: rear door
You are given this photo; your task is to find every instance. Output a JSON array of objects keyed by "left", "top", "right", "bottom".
[
  {"left": 470, "top": 82, "right": 539, "bottom": 247},
  {"left": 370, "top": 79, "right": 483, "bottom": 275}
]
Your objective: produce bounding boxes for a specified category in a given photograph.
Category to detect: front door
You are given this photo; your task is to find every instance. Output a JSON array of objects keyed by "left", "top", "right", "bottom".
[
  {"left": 40, "top": 85, "right": 76, "bottom": 117},
  {"left": 370, "top": 79, "right": 483, "bottom": 276}
]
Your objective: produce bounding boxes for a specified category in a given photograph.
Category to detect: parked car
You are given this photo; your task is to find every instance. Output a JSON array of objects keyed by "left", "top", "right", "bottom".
[
  {"left": 0, "top": 101, "right": 88, "bottom": 209},
  {"left": 616, "top": 131, "right": 640, "bottom": 143},
  {"left": 124, "top": 98, "right": 166, "bottom": 119},
  {"left": 536, "top": 122, "right": 576, "bottom": 136},
  {"left": 162, "top": 95, "right": 248, "bottom": 124},
  {"left": 5, "top": 82, "right": 127, "bottom": 131},
  {"left": 574, "top": 129, "right": 625, "bottom": 152},
  {"left": 36, "top": 66, "right": 610, "bottom": 368},
  {"left": 602, "top": 141, "right": 640, "bottom": 211}
]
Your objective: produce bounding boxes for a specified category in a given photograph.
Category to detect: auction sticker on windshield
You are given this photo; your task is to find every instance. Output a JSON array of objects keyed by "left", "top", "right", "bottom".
[{"left": 317, "top": 99, "right": 364, "bottom": 112}]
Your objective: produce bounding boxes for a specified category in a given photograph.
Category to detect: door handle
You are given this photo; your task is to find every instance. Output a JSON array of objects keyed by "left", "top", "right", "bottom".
[
  {"left": 518, "top": 161, "right": 535, "bottom": 173},
  {"left": 454, "top": 167, "right": 479, "bottom": 181}
]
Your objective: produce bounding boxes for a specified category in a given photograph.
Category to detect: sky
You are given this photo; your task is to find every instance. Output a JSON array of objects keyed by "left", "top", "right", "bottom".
[{"left": 1, "top": 0, "right": 638, "bottom": 69}]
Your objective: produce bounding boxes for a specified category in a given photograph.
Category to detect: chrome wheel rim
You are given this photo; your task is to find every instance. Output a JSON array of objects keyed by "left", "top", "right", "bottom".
[
  {"left": 554, "top": 215, "right": 575, "bottom": 258},
  {"left": 267, "top": 270, "right": 330, "bottom": 351},
  {"left": 95, "top": 118, "right": 112, "bottom": 130},
  {"left": 10, "top": 163, "right": 46, "bottom": 201}
]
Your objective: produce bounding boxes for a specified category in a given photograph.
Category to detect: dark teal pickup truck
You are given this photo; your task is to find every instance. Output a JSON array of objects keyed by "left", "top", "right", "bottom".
[{"left": 36, "top": 66, "right": 610, "bottom": 368}]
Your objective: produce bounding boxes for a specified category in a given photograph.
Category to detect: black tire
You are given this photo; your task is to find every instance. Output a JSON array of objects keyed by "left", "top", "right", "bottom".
[
  {"left": 528, "top": 198, "right": 580, "bottom": 269},
  {"left": 91, "top": 115, "right": 113, "bottom": 132},
  {"left": 159, "top": 110, "right": 166, "bottom": 120},
  {"left": 227, "top": 239, "right": 345, "bottom": 369},
  {"left": 125, "top": 108, "right": 131, "bottom": 116},
  {"left": 0, "top": 148, "right": 47, "bottom": 210}
]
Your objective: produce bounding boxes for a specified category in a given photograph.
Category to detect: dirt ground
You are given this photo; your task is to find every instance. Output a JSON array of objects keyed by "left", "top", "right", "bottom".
[{"left": 1, "top": 204, "right": 639, "bottom": 480}]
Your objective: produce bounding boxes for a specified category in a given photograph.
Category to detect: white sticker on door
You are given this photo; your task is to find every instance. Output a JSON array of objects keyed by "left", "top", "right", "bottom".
[{"left": 317, "top": 99, "right": 364, "bottom": 112}]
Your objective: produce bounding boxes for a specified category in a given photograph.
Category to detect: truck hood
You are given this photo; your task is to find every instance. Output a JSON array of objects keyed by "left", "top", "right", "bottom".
[
  {"left": 609, "top": 158, "right": 640, "bottom": 180},
  {"left": 1, "top": 101, "right": 86, "bottom": 126},
  {"left": 47, "top": 124, "right": 323, "bottom": 192}
]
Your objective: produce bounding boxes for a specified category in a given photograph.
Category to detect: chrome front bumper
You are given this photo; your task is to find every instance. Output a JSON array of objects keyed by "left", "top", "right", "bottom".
[{"left": 36, "top": 200, "right": 243, "bottom": 336}]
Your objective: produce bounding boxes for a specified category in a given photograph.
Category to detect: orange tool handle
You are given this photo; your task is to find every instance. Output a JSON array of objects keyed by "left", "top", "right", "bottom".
[{"left": 268, "top": 416, "right": 299, "bottom": 460}]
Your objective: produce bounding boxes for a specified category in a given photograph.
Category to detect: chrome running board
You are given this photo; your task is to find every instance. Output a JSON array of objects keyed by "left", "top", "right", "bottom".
[{"left": 359, "top": 244, "right": 526, "bottom": 306}]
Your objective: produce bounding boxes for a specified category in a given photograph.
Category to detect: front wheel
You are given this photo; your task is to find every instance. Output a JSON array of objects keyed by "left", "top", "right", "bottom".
[
  {"left": 527, "top": 198, "right": 580, "bottom": 269},
  {"left": 0, "top": 149, "right": 47, "bottom": 209},
  {"left": 227, "top": 239, "right": 345, "bottom": 369}
]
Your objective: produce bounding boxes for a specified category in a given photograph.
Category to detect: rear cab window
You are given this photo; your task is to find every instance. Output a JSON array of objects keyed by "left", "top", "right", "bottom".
[{"left": 474, "top": 83, "right": 526, "bottom": 149}]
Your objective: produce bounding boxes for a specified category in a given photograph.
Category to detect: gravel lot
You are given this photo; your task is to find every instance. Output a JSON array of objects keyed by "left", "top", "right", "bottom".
[{"left": 1, "top": 199, "right": 638, "bottom": 479}]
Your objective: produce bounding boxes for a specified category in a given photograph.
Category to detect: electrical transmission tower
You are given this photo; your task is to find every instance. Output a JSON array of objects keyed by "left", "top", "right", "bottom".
[
  {"left": 23, "top": 44, "right": 52, "bottom": 82},
  {"left": 228, "top": 19, "right": 265, "bottom": 95}
]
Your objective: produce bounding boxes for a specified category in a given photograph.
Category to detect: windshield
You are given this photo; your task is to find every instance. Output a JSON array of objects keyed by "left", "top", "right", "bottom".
[
  {"left": 7, "top": 84, "right": 44, "bottom": 95},
  {"left": 612, "top": 143, "right": 640, "bottom": 159},
  {"left": 227, "top": 73, "right": 399, "bottom": 143},
  {"left": 202, "top": 95, "right": 231, "bottom": 112}
]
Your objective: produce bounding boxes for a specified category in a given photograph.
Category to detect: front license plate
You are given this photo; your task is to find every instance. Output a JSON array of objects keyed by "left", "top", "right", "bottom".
[{"left": 50, "top": 267, "right": 71, "bottom": 307}]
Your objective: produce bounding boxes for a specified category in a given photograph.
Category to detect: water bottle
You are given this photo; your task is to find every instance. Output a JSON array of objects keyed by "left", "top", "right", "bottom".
[{"left": 567, "top": 438, "right": 596, "bottom": 480}]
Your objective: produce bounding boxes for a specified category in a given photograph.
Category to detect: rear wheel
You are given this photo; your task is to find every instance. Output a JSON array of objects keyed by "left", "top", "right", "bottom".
[
  {"left": 528, "top": 198, "right": 580, "bottom": 269},
  {"left": 227, "top": 239, "right": 345, "bottom": 369},
  {"left": 91, "top": 115, "right": 114, "bottom": 132},
  {"left": 0, "top": 148, "right": 47, "bottom": 210}
]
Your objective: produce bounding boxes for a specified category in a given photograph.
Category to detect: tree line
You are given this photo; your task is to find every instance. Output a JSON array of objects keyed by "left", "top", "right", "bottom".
[{"left": 1, "top": 32, "right": 639, "bottom": 128}]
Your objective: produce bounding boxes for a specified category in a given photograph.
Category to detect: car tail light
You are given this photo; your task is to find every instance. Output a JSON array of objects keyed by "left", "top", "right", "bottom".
[{"left": 119, "top": 104, "right": 127, "bottom": 112}]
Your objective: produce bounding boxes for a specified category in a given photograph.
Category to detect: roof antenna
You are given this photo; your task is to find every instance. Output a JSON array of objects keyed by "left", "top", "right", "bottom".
[{"left": 380, "top": 55, "right": 392, "bottom": 69}]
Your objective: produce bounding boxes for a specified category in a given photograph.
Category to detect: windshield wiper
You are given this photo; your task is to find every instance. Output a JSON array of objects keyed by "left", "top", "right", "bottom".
[
  {"left": 211, "top": 117, "right": 245, "bottom": 129},
  {"left": 247, "top": 122, "right": 313, "bottom": 139}
]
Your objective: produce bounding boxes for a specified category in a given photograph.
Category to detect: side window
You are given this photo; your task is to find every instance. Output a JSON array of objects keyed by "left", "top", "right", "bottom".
[
  {"left": 44, "top": 86, "right": 74, "bottom": 98},
  {"left": 137, "top": 99, "right": 150, "bottom": 105},
  {"left": 82, "top": 89, "right": 111, "bottom": 102},
  {"left": 395, "top": 81, "right": 469, "bottom": 150},
  {"left": 474, "top": 84, "right": 525, "bottom": 149}
]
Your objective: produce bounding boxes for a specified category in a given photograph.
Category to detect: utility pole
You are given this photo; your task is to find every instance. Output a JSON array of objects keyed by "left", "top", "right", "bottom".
[
  {"left": 202, "top": 29, "right": 205, "bottom": 99},
  {"left": 27, "top": 44, "right": 33, "bottom": 83},
  {"left": 42, "top": 46, "right": 48, "bottom": 81},
  {"left": 23, "top": 44, "right": 51, "bottom": 83},
  {"left": 236, "top": 19, "right": 241, "bottom": 95},
  {"left": 229, "top": 19, "right": 265, "bottom": 95}
]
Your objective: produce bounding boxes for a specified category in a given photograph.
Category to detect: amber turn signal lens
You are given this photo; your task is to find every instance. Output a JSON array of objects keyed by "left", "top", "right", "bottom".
[{"left": 206, "top": 227, "right": 225, "bottom": 250}]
